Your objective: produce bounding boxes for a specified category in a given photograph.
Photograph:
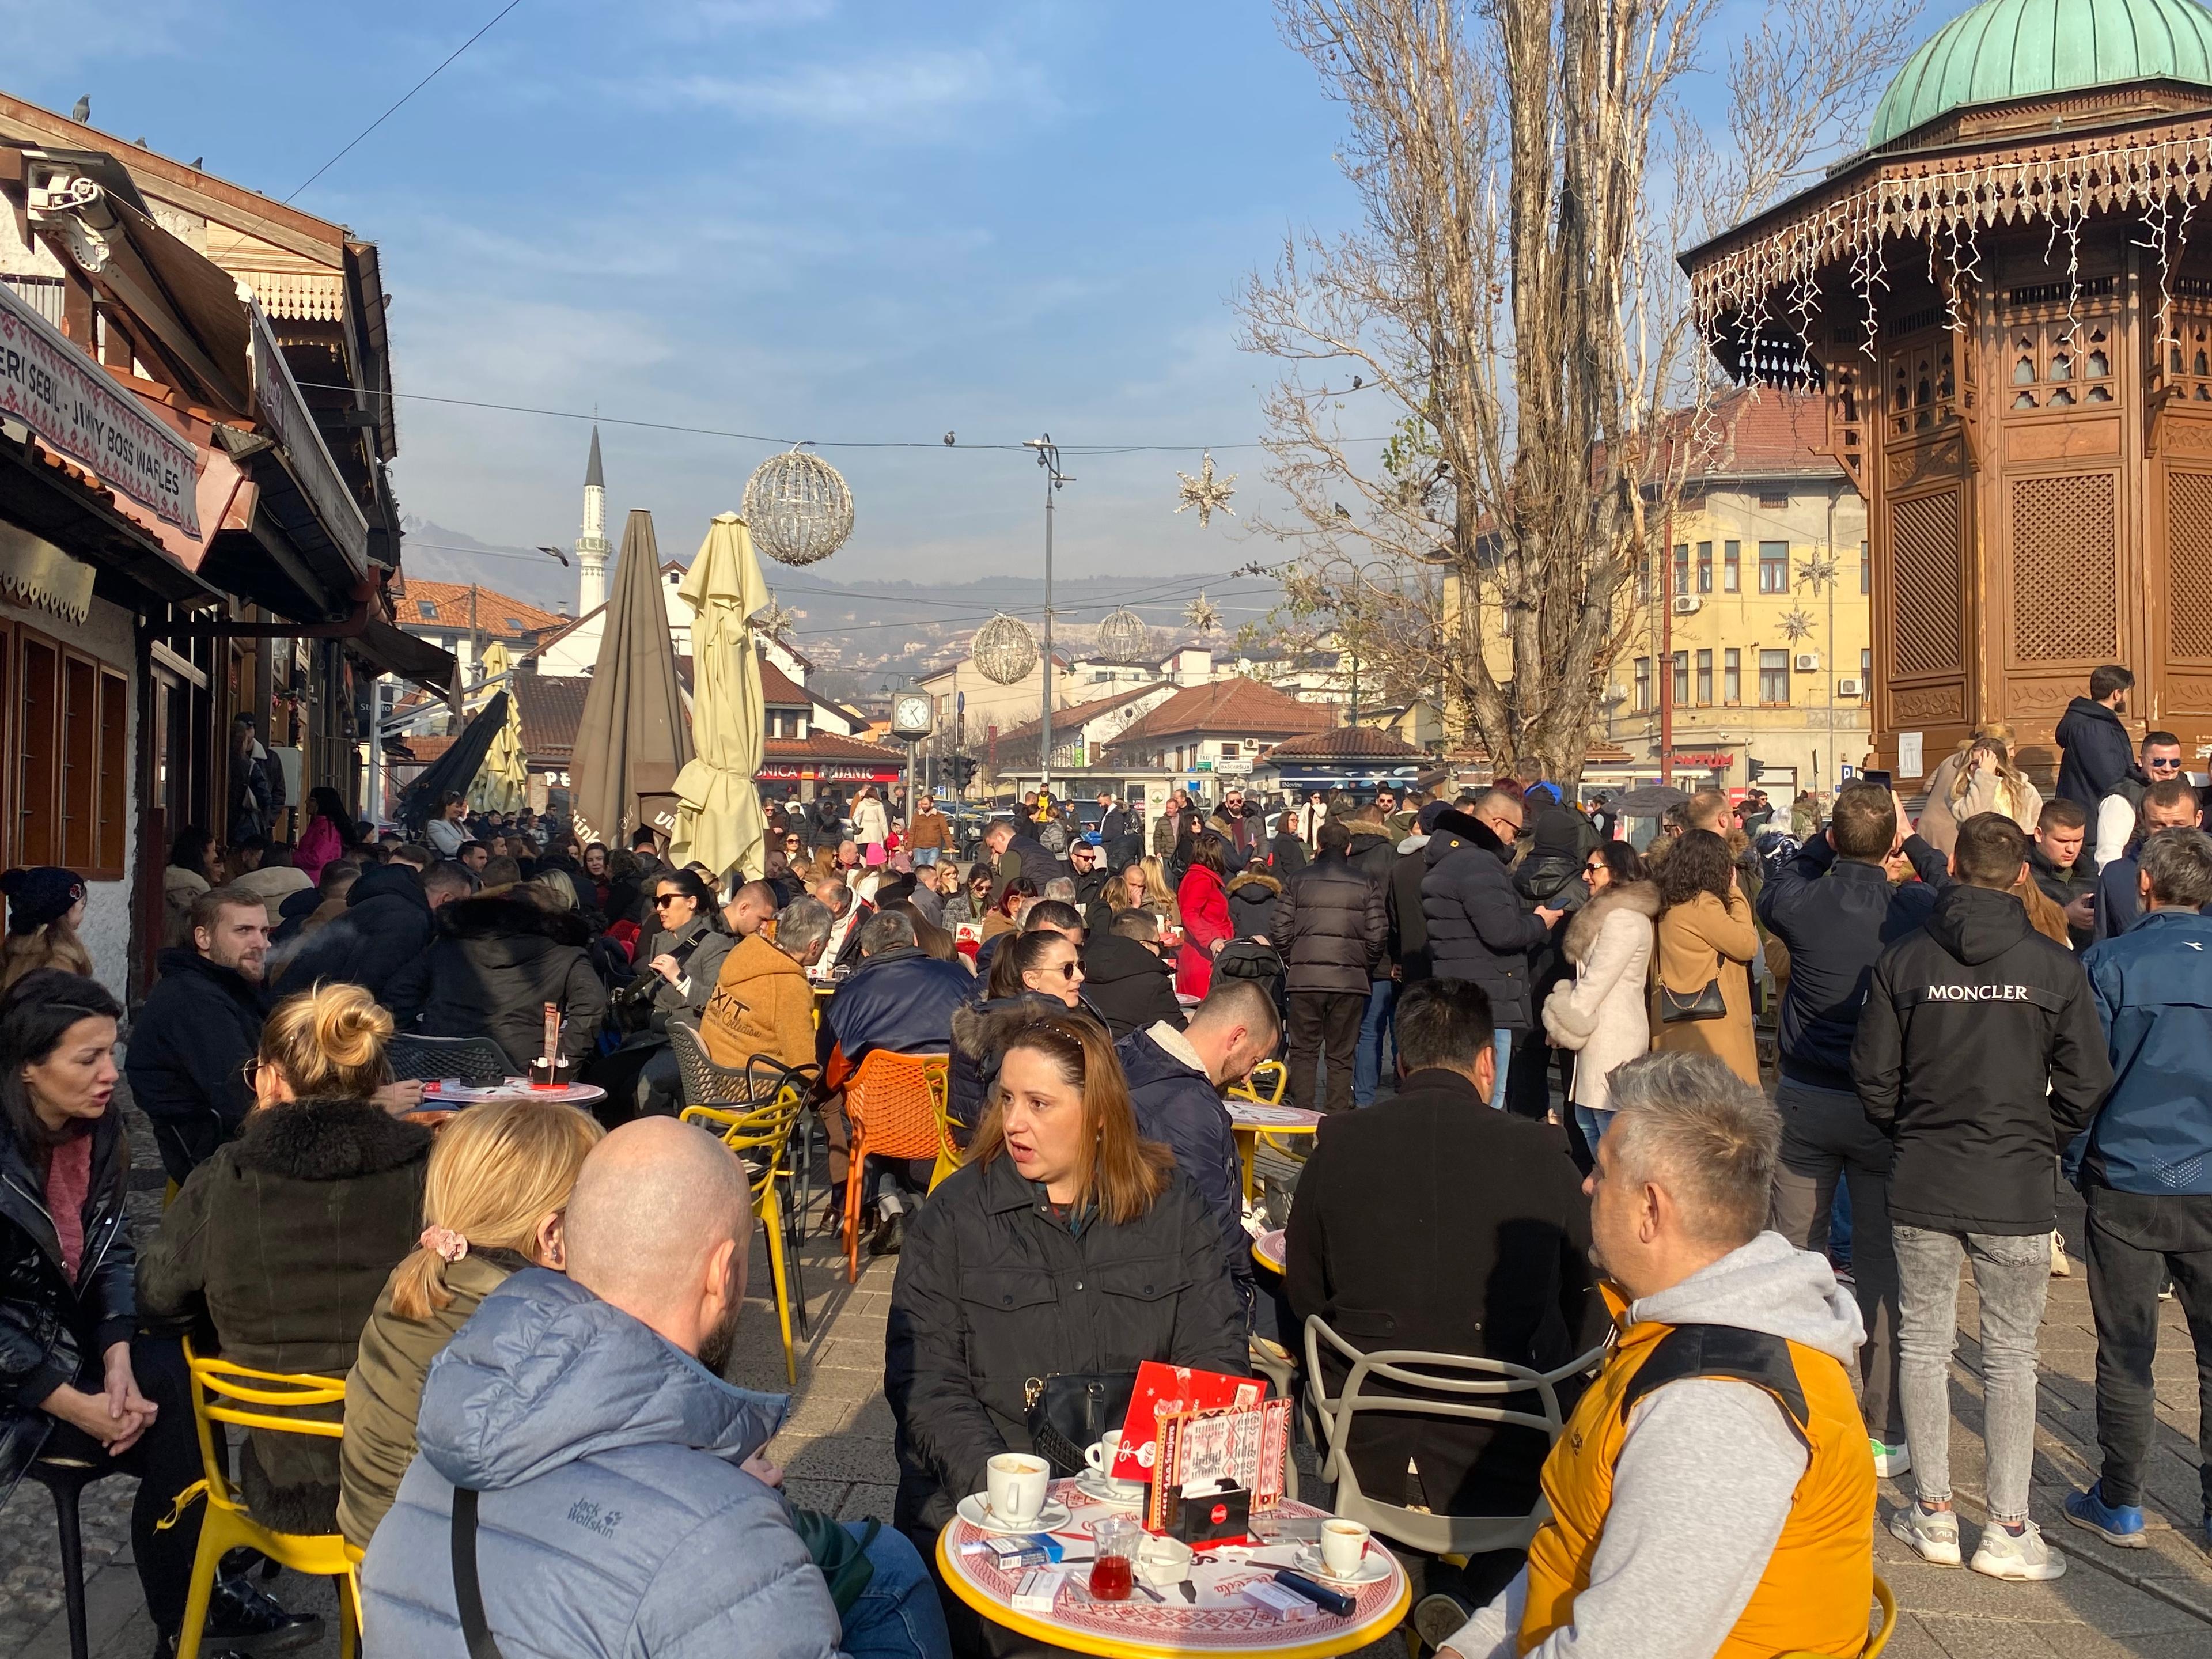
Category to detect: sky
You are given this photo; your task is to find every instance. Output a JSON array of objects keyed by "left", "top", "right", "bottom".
[{"left": 16, "top": 0, "right": 1374, "bottom": 586}]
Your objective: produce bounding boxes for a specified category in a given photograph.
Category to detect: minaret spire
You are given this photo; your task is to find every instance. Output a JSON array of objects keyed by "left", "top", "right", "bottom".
[{"left": 575, "top": 423, "right": 611, "bottom": 613}]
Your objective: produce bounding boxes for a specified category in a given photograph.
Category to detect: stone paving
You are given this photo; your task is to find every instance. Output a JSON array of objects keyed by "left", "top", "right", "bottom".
[{"left": 5, "top": 1103, "right": 2210, "bottom": 1658}]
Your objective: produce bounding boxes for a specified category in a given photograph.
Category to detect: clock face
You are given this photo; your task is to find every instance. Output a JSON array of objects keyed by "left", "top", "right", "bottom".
[{"left": 891, "top": 694, "right": 934, "bottom": 738}]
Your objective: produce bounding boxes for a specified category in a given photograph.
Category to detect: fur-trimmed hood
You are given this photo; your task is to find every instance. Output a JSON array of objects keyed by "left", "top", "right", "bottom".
[
  {"left": 1226, "top": 870, "right": 1282, "bottom": 900},
  {"left": 229, "top": 1096, "right": 433, "bottom": 1183},
  {"left": 952, "top": 993, "right": 1068, "bottom": 1060},
  {"left": 435, "top": 892, "right": 592, "bottom": 950},
  {"left": 1561, "top": 879, "right": 1659, "bottom": 964}
]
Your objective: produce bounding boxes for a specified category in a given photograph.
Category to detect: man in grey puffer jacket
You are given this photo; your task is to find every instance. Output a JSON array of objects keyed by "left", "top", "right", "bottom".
[{"left": 362, "top": 1119, "right": 948, "bottom": 1659}]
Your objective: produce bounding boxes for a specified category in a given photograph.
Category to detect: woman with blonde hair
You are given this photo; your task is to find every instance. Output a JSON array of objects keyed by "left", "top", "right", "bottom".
[
  {"left": 885, "top": 1010, "right": 1245, "bottom": 1539},
  {"left": 1915, "top": 725, "right": 2042, "bottom": 854},
  {"left": 0, "top": 867, "right": 92, "bottom": 991},
  {"left": 338, "top": 1097, "right": 602, "bottom": 1547},
  {"left": 139, "top": 983, "right": 433, "bottom": 1535}
]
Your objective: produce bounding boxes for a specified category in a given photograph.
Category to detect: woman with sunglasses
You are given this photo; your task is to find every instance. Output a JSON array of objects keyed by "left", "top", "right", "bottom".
[
  {"left": 586, "top": 871, "right": 735, "bottom": 1124},
  {"left": 1541, "top": 842, "right": 1657, "bottom": 1156},
  {"left": 941, "top": 867, "right": 995, "bottom": 928},
  {"left": 952, "top": 929, "right": 1093, "bottom": 1130}
]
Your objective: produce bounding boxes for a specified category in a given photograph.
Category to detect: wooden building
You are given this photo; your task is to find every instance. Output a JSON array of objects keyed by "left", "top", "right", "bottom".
[{"left": 1680, "top": 0, "right": 2212, "bottom": 785}]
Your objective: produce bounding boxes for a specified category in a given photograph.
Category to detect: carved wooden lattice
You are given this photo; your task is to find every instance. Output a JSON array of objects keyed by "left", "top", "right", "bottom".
[
  {"left": 2010, "top": 474, "right": 2117, "bottom": 662},
  {"left": 1890, "top": 491, "right": 1963, "bottom": 677},
  {"left": 2169, "top": 472, "right": 2212, "bottom": 660}
]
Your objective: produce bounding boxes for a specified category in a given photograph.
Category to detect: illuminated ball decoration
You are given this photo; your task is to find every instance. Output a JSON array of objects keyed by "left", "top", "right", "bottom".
[
  {"left": 1094, "top": 606, "right": 1152, "bottom": 663},
  {"left": 971, "top": 612, "right": 1040, "bottom": 685},
  {"left": 741, "top": 446, "right": 854, "bottom": 567}
]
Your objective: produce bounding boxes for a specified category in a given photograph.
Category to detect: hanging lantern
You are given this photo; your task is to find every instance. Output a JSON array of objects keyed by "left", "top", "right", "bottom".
[
  {"left": 1094, "top": 606, "right": 1152, "bottom": 663},
  {"left": 971, "top": 612, "right": 1039, "bottom": 685},
  {"left": 742, "top": 445, "right": 855, "bottom": 567}
]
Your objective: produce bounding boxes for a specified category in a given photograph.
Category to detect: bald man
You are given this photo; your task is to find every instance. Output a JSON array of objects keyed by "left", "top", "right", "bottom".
[{"left": 363, "top": 1119, "right": 950, "bottom": 1659}]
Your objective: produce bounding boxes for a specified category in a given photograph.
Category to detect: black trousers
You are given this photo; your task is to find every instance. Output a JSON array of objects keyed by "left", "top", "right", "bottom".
[
  {"left": 2083, "top": 1184, "right": 2212, "bottom": 1511},
  {"left": 1285, "top": 992, "right": 1364, "bottom": 1115},
  {"left": 38, "top": 1334, "right": 205, "bottom": 1638}
]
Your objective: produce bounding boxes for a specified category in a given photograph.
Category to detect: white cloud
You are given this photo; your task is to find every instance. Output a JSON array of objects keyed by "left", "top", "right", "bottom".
[{"left": 647, "top": 43, "right": 1055, "bottom": 132}]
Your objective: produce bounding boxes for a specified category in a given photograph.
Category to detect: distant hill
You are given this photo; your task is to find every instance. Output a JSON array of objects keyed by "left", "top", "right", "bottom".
[{"left": 396, "top": 519, "right": 1283, "bottom": 679}]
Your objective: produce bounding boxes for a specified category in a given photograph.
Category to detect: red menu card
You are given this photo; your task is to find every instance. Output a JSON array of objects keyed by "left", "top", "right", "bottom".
[{"left": 1111, "top": 1360, "right": 1264, "bottom": 1485}]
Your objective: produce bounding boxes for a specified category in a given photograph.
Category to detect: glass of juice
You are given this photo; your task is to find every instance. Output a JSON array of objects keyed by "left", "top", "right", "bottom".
[{"left": 1088, "top": 1516, "right": 1140, "bottom": 1601}]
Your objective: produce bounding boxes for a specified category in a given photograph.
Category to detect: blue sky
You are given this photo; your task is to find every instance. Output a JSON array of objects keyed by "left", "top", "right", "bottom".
[{"left": 20, "top": 0, "right": 1369, "bottom": 583}]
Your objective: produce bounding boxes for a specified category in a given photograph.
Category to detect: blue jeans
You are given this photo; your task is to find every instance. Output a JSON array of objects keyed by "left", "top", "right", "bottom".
[
  {"left": 912, "top": 849, "right": 940, "bottom": 865},
  {"left": 1575, "top": 1104, "right": 1615, "bottom": 1149},
  {"left": 844, "top": 1522, "right": 953, "bottom": 1659},
  {"left": 1489, "top": 1028, "right": 1512, "bottom": 1111},
  {"left": 1353, "top": 978, "right": 1397, "bottom": 1106}
]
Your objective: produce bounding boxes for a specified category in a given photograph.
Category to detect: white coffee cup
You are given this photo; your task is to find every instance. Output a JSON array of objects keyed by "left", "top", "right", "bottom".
[
  {"left": 1320, "top": 1518, "right": 1370, "bottom": 1578},
  {"left": 986, "top": 1452, "right": 1050, "bottom": 1526},
  {"left": 1084, "top": 1431, "right": 1135, "bottom": 1487}
]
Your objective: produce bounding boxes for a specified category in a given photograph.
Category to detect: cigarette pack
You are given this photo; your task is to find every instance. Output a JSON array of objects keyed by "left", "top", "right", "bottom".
[
  {"left": 982, "top": 1535, "right": 1054, "bottom": 1571},
  {"left": 1012, "top": 1569, "right": 1067, "bottom": 1613},
  {"left": 1241, "top": 1580, "right": 1319, "bottom": 1623}
]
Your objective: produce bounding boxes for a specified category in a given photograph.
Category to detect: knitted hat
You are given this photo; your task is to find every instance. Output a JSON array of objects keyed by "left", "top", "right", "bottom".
[
  {"left": 1417, "top": 800, "right": 1454, "bottom": 833},
  {"left": 1, "top": 867, "right": 85, "bottom": 933}
]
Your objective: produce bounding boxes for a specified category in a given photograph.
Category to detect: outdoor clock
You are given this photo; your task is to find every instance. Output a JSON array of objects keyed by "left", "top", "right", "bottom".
[{"left": 889, "top": 694, "right": 935, "bottom": 740}]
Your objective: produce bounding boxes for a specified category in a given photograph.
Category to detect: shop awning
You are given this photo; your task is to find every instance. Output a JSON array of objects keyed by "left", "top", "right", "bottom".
[{"left": 349, "top": 616, "right": 457, "bottom": 701}]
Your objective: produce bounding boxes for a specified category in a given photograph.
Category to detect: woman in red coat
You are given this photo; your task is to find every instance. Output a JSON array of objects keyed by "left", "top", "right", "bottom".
[{"left": 1174, "top": 832, "right": 1233, "bottom": 999}]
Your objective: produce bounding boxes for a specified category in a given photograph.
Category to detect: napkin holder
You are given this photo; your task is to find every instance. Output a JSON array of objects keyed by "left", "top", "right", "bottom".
[{"left": 1163, "top": 1479, "right": 1251, "bottom": 1550}]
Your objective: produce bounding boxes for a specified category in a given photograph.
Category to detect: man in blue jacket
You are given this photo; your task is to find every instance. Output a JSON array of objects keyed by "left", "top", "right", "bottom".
[
  {"left": 363, "top": 1117, "right": 948, "bottom": 1659},
  {"left": 2064, "top": 828, "right": 2212, "bottom": 1556},
  {"left": 1118, "top": 980, "right": 1278, "bottom": 1323},
  {"left": 2090, "top": 779, "right": 2202, "bottom": 942},
  {"left": 1756, "top": 782, "right": 1946, "bottom": 1476},
  {"left": 2054, "top": 664, "right": 2142, "bottom": 815}
]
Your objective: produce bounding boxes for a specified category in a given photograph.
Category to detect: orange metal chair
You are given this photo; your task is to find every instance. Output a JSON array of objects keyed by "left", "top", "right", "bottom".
[{"left": 843, "top": 1051, "right": 953, "bottom": 1282}]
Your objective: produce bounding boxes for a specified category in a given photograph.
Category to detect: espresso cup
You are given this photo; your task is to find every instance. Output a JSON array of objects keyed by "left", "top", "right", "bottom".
[
  {"left": 986, "top": 1452, "right": 1049, "bottom": 1526},
  {"left": 1084, "top": 1431, "right": 1128, "bottom": 1484},
  {"left": 1320, "top": 1518, "right": 1370, "bottom": 1577}
]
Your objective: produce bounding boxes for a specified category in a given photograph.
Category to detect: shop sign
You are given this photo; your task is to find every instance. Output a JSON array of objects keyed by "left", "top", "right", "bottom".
[
  {"left": 1665, "top": 751, "right": 1734, "bottom": 770},
  {"left": 0, "top": 278, "right": 200, "bottom": 533}
]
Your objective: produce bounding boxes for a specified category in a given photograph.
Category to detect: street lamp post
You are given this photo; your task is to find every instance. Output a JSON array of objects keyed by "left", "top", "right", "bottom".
[{"left": 1024, "top": 435, "right": 1074, "bottom": 793}]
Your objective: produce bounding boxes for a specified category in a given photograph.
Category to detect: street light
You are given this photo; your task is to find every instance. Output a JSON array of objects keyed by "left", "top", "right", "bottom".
[{"left": 1023, "top": 435, "right": 1074, "bottom": 791}]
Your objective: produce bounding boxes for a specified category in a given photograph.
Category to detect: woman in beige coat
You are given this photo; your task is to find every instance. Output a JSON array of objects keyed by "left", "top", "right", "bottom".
[
  {"left": 1915, "top": 732, "right": 2043, "bottom": 855},
  {"left": 1541, "top": 843, "right": 1658, "bottom": 1150},
  {"left": 1649, "top": 828, "right": 1762, "bottom": 1086}
]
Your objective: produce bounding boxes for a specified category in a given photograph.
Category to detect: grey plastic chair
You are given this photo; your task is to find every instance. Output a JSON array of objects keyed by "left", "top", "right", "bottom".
[
  {"left": 1302, "top": 1314, "right": 1611, "bottom": 1556},
  {"left": 387, "top": 1033, "right": 514, "bottom": 1085}
]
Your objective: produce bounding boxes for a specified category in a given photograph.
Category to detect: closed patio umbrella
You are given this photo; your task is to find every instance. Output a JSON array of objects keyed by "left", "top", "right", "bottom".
[
  {"left": 669, "top": 512, "right": 768, "bottom": 883},
  {"left": 395, "top": 692, "right": 509, "bottom": 832},
  {"left": 570, "top": 509, "right": 694, "bottom": 847},
  {"left": 467, "top": 641, "right": 529, "bottom": 815}
]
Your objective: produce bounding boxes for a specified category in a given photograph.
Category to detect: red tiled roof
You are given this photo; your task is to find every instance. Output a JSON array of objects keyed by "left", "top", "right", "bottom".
[
  {"left": 1107, "top": 678, "right": 1333, "bottom": 750},
  {"left": 1666, "top": 389, "right": 1840, "bottom": 482},
  {"left": 991, "top": 682, "right": 1166, "bottom": 747},
  {"left": 1267, "top": 725, "right": 1425, "bottom": 759},
  {"left": 393, "top": 578, "right": 569, "bottom": 638},
  {"left": 766, "top": 732, "right": 903, "bottom": 764},
  {"left": 759, "top": 660, "right": 810, "bottom": 706},
  {"left": 510, "top": 673, "right": 592, "bottom": 762}
]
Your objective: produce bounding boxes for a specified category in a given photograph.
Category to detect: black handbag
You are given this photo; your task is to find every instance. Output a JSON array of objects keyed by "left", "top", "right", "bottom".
[
  {"left": 1024, "top": 1370, "right": 1137, "bottom": 1476},
  {"left": 1658, "top": 977, "right": 1728, "bottom": 1022}
]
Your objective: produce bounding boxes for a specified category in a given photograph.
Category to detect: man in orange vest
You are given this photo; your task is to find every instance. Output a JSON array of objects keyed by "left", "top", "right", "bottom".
[{"left": 1430, "top": 1051, "right": 1875, "bottom": 1659}]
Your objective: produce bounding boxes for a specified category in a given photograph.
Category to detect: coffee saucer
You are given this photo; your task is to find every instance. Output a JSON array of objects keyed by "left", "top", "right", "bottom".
[
  {"left": 957, "top": 1493, "right": 1074, "bottom": 1535},
  {"left": 1293, "top": 1546, "right": 1390, "bottom": 1586},
  {"left": 1072, "top": 1472, "right": 1144, "bottom": 1508}
]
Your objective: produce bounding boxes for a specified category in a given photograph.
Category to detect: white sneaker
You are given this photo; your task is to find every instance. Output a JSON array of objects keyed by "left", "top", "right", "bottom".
[
  {"left": 1971, "top": 1518, "right": 2067, "bottom": 1581},
  {"left": 1889, "top": 1502, "right": 1962, "bottom": 1566},
  {"left": 1871, "top": 1438, "right": 1912, "bottom": 1478},
  {"left": 2050, "top": 1234, "right": 2072, "bottom": 1278}
]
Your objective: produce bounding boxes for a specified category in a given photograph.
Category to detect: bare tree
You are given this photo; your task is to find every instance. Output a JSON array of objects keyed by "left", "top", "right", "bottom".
[{"left": 1241, "top": 0, "right": 1919, "bottom": 785}]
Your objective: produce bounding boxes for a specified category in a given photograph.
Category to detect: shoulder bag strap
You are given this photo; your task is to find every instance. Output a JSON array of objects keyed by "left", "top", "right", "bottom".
[{"left": 450, "top": 1487, "right": 507, "bottom": 1659}]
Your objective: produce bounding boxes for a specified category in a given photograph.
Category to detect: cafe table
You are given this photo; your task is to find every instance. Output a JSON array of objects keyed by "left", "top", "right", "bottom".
[
  {"left": 1252, "top": 1228, "right": 1287, "bottom": 1275},
  {"left": 937, "top": 1478, "right": 1409, "bottom": 1659},
  {"left": 416, "top": 1079, "right": 607, "bottom": 1110},
  {"left": 1224, "top": 1103, "right": 1322, "bottom": 1206}
]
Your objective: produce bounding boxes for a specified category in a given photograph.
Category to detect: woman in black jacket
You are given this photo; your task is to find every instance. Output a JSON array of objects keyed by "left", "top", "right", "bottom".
[
  {"left": 0, "top": 971, "right": 316, "bottom": 1652},
  {"left": 588, "top": 870, "right": 734, "bottom": 1123},
  {"left": 385, "top": 885, "right": 607, "bottom": 1072},
  {"left": 885, "top": 1010, "right": 1247, "bottom": 1544}
]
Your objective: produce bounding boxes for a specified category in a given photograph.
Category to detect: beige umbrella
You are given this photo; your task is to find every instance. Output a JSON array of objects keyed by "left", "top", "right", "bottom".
[
  {"left": 670, "top": 512, "right": 769, "bottom": 882},
  {"left": 466, "top": 641, "right": 529, "bottom": 815},
  {"left": 570, "top": 509, "right": 695, "bottom": 847}
]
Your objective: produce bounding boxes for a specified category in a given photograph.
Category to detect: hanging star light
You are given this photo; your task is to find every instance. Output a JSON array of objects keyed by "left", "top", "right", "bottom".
[
  {"left": 1184, "top": 592, "right": 1221, "bottom": 634},
  {"left": 1779, "top": 608, "right": 1817, "bottom": 644},
  {"left": 755, "top": 596, "right": 799, "bottom": 641},
  {"left": 1175, "top": 452, "right": 1238, "bottom": 528}
]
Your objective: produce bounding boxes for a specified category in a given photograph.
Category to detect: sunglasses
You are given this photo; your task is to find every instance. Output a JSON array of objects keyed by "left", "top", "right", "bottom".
[
  {"left": 1043, "top": 960, "right": 1082, "bottom": 980},
  {"left": 653, "top": 893, "right": 688, "bottom": 908},
  {"left": 2147, "top": 757, "right": 2185, "bottom": 771}
]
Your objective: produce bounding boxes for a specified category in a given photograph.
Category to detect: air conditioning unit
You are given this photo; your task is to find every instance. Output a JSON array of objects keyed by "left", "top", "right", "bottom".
[
  {"left": 1671, "top": 596, "right": 1702, "bottom": 615},
  {"left": 1793, "top": 652, "right": 1821, "bottom": 672},
  {"left": 1837, "top": 677, "right": 1864, "bottom": 698}
]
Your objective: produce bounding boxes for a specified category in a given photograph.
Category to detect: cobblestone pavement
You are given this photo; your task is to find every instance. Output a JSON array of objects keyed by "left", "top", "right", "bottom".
[{"left": 5, "top": 1102, "right": 2209, "bottom": 1657}]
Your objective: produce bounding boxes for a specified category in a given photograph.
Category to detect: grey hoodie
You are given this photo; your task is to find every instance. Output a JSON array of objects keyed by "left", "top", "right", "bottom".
[{"left": 1443, "top": 1232, "right": 1865, "bottom": 1659}]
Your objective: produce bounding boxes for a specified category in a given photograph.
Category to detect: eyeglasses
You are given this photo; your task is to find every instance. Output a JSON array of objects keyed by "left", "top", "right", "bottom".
[{"left": 653, "top": 893, "right": 686, "bottom": 908}]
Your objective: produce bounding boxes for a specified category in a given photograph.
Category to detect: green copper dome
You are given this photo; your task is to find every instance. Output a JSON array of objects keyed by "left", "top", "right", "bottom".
[{"left": 1868, "top": 0, "right": 2212, "bottom": 149}]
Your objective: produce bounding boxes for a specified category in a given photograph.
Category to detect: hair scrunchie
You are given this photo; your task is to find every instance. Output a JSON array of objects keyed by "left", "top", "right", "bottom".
[{"left": 419, "top": 1225, "right": 469, "bottom": 1263}]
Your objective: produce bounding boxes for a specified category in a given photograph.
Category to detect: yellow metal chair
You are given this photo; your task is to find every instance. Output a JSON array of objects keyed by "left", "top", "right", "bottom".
[
  {"left": 172, "top": 1341, "right": 361, "bottom": 1659},
  {"left": 1779, "top": 1574, "right": 1895, "bottom": 1658},
  {"left": 1226, "top": 1057, "right": 1287, "bottom": 1105},
  {"left": 683, "top": 1085, "right": 808, "bottom": 1385}
]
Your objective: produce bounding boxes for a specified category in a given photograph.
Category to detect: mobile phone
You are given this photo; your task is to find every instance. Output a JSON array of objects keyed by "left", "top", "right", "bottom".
[{"left": 1861, "top": 769, "right": 1892, "bottom": 791}]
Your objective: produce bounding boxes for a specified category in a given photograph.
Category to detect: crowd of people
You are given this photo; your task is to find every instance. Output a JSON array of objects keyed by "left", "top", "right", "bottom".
[{"left": 1, "top": 661, "right": 2208, "bottom": 1657}]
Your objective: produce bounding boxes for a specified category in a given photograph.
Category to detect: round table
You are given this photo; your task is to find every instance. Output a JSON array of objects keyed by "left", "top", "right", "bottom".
[
  {"left": 1252, "top": 1229, "right": 1286, "bottom": 1275},
  {"left": 1225, "top": 1104, "right": 1322, "bottom": 1206},
  {"left": 937, "top": 1479, "right": 1408, "bottom": 1659},
  {"left": 415, "top": 1080, "right": 607, "bottom": 1109}
]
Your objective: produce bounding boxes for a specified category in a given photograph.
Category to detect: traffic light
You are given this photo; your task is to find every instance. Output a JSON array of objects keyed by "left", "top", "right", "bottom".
[
  {"left": 1747, "top": 759, "right": 1765, "bottom": 782},
  {"left": 945, "top": 756, "right": 978, "bottom": 791}
]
